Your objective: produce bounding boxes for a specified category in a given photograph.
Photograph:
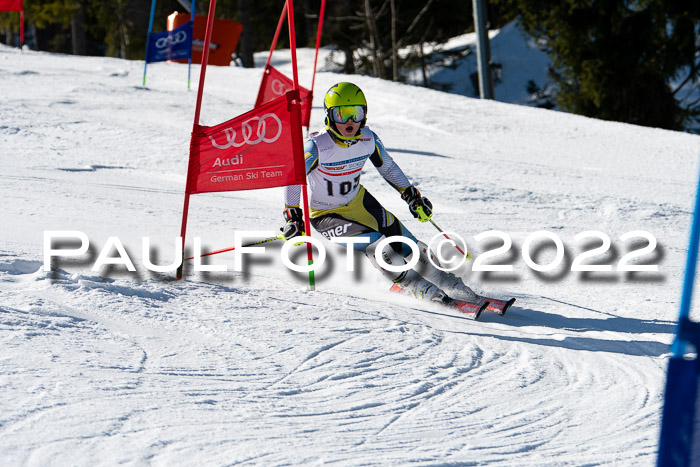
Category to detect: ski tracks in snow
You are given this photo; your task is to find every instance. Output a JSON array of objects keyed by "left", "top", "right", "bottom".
[{"left": 0, "top": 255, "right": 669, "bottom": 464}]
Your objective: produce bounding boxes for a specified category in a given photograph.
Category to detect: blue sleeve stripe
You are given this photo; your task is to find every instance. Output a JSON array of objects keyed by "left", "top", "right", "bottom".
[{"left": 304, "top": 140, "right": 319, "bottom": 174}]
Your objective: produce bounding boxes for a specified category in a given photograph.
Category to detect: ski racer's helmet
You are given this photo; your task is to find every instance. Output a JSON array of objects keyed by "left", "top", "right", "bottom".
[{"left": 323, "top": 82, "right": 367, "bottom": 140}]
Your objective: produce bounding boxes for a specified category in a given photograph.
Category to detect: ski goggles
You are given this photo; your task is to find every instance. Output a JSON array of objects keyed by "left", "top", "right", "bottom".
[{"left": 330, "top": 105, "right": 366, "bottom": 124}]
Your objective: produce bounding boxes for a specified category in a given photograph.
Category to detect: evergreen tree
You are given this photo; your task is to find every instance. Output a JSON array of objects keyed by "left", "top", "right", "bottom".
[
  {"left": 493, "top": 0, "right": 700, "bottom": 131},
  {"left": 22, "top": 0, "right": 79, "bottom": 53}
]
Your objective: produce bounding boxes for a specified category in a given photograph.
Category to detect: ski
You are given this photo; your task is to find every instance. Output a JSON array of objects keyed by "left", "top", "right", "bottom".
[
  {"left": 442, "top": 296, "right": 488, "bottom": 320},
  {"left": 390, "top": 284, "right": 487, "bottom": 320},
  {"left": 482, "top": 296, "right": 516, "bottom": 315}
]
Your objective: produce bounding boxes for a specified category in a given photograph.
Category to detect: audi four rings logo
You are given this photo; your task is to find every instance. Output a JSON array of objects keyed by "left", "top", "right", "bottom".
[
  {"left": 271, "top": 79, "right": 290, "bottom": 96},
  {"left": 155, "top": 30, "right": 188, "bottom": 49},
  {"left": 209, "top": 113, "right": 284, "bottom": 149}
]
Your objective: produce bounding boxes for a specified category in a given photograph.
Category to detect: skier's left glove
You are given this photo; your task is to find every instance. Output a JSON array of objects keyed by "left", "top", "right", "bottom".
[
  {"left": 281, "top": 207, "right": 304, "bottom": 240},
  {"left": 402, "top": 186, "right": 433, "bottom": 222}
]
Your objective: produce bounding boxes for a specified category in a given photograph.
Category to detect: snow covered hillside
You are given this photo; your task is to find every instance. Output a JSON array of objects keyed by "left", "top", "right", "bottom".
[
  {"left": 405, "top": 21, "right": 552, "bottom": 106},
  {"left": 1, "top": 43, "right": 700, "bottom": 465},
  {"left": 405, "top": 21, "right": 698, "bottom": 132}
]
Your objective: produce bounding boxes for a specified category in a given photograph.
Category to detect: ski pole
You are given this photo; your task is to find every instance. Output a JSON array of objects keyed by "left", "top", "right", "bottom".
[
  {"left": 416, "top": 207, "right": 472, "bottom": 261},
  {"left": 429, "top": 219, "right": 472, "bottom": 261},
  {"left": 184, "top": 234, "right": 285, "bottom": 261}
]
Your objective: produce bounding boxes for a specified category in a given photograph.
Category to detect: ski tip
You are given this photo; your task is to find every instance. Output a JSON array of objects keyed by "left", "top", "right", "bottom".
[
  {"left": 500, "top": 298, "right": 516, "bottom": 316},
  {"left": 448, "top": 297, "right": 487, "bottom": 320},
  {"left": 475, "top": 301, "right": 488, "bottom": 320}
]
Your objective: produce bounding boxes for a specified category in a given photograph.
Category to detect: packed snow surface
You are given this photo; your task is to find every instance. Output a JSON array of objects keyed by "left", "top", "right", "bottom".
[{"left": 1, "top": 42, "right": 700, "bottom": 465}]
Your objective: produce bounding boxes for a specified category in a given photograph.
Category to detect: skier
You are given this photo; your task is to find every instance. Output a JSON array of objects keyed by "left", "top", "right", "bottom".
[{"left": 281, "top": 82, "right": 506, "bottom": 315}]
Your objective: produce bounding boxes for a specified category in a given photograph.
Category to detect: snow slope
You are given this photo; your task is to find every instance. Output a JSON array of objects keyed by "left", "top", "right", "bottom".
[{"left": 1, "top": 43, "right": 700, "bottom": 465}]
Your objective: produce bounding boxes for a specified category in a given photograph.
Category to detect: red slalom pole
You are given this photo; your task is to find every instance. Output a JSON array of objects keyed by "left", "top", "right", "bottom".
[
  {"left": 309, "top": 0, "right": 326, "bottom": 97},
  {"left": 255, "top": 1, "right": 287, "bottom": 109},
  {"left": 192, "top": 0, "right": 216, "bottom": 127},
  {"left": 183, "top": 235, "right": 284, "bottom": 262},
  {"left": 264, "top": 1, "right": 288, "bottom": 70},
  {"left": 176, "top": 0, "right": 218, "bottom": 280},
  {"left": 303, "top": 0, "right": 325, "bottom": 130},
  {"left": 287, "top": 0, "right": 300, "bottom": 89},
  {"left": 19, "top": 9, "right": 24, "bottom": 45},
  {"left": 286, "top": 0, "right": 315, "bottom": 290},
  {"left": 428, "top": 218, "right": 472, "bottom": 261}
]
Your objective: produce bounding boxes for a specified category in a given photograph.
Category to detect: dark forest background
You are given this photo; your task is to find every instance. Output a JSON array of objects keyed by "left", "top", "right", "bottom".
[{"left": 1, "top": 1, "right": 698, "bottom": 132}]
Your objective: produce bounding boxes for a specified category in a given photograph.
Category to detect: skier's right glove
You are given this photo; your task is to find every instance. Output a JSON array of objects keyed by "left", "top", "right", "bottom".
[
  {"left": 402, "top": 186, "right": 433, "bottom": 222},
  {"left": 281, "top": 207, "right": 304, "bottom": 240}
]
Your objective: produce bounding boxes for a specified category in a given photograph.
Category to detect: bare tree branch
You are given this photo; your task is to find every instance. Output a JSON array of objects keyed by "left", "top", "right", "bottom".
[
  {"left": 364, "top": 0, "right": 384, "bottom": 78},
  {"left": 376, "top": 0, "right": 391, "bottom": 20},
  {"left": 686, "top": 93, "right": 700, "bottom": 109},
  {"left": 406, "top": 0, "right": 435, "bottom": 35},
  {"left": 395, "top": 0, "right": 435, "bottom": 50},
  {"left": 671, "top": 69, "right": 696, "bottom": 97}
]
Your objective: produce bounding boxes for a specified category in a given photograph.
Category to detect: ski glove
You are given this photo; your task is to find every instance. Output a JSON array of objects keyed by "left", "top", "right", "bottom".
[
  {"left": 281, "top": 207, "right": 304, "bottom": 240},
  {"left": 402, "top": 186, "right": 433, "bottom": 222}
]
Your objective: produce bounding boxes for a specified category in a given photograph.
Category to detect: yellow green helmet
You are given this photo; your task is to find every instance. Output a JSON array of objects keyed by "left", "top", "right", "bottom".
[{"left": 323, "top": 82, "right": 367, "bottom": 140}]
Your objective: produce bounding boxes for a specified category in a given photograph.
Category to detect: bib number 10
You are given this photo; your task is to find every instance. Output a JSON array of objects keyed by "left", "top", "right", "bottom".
[{"left": 325, "top": 175, "right": 361, "bottom": 197}]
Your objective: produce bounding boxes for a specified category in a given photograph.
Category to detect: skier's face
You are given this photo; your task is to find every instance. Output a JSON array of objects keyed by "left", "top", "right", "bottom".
[{"left": 337, "top": 119, "right": 361, "bottom": 138}]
